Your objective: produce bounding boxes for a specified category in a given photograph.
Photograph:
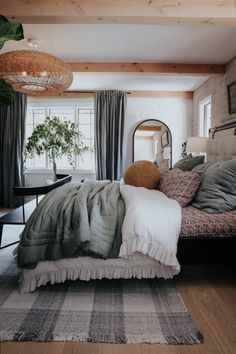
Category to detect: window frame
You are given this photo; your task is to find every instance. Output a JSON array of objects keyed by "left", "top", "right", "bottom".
[
  {"left": 25, "top": 103, "right": 95, "bottom": 173},
  {"left": 198, "top": 95, "right": 211, "bottom": 137}
]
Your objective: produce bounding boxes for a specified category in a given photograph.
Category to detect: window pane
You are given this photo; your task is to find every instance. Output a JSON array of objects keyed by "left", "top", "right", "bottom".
[
  {"left": 90, "top": 124, "right": 94, "bottom": 140},
  {"left": 54, "top": 156, "right": 73, "bottom": 169},
  {"left": 78, "top": 110, "right": 93, "bottom": 124},
  {"left": 205, "top": 102, "right": 211, "bottom": 118},
  {"left": 79, "top": 114, "right": 91, "bottom": 124},
  {"left": 34, "top": 154, "right": 47, "bottom": 168},
  {"left": 25, "top": 126, "right": 34, "bottom": 140},
  {"left": 79, "top": 125, "right": 91, "bottom": 138},
  {"left": 26, "top": 110, "right": 33, "bottom": 125},
  {"left": 79, "top": 153, "right": 95, "bottom": 170},
  {"left": 26, "top": 108, "right": 46, "bottom": 125},
  {"left": 25, "top": 158, "right": 35, "bottom": 169},
  {"left": 25, "top": 108, "right": 47, "bottom": 168},
  {"left": 34, "top": 109, "right": 47, "bottom": 125},
  {"left": 25, "top": 153, "right": 46, "bottom": 169},
  {"left": 49, "top": 108, "right": 74, "bottom": 122},
  {"left": 80, "top": 138, "right": 93, "bottom": 149},
  {"left": 204, "top": 102, "right": 211, "bottom": 137}
]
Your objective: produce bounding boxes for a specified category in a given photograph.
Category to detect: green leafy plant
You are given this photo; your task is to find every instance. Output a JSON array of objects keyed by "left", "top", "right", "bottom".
[
  {"left": 0, "top": 15, "right": 24, "bottom": 49},
  {"left": 0, "top": 15, "right": 24, "bottom": 106},
  {"left": 25, "top": 116, "right": 90, "bottom": 181}
]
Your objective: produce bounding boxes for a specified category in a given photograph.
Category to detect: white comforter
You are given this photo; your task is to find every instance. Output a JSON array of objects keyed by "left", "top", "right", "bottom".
[{"left": 119, "top": 184, "right": 181, "bottom": 273}]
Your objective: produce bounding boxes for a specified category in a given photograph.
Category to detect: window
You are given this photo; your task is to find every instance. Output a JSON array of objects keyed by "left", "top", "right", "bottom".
[
  {"left": 198, "top": 96, "right": 211, "bottom": 137},
  {"left": 25, "top": 106, "right": 95, "bottom": 171}
]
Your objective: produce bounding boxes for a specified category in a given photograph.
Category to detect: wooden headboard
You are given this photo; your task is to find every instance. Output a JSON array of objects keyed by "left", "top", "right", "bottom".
[{"left": 207, "top": 121, "right": 236, "bottom": 162}]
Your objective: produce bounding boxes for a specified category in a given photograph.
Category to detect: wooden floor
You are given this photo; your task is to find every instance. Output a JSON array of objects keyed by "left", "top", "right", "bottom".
[{"left": 0, "top": 265, "right": 235, "bottom": 354}]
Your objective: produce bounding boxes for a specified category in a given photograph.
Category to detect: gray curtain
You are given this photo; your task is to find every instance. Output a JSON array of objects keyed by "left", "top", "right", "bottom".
[
  {"left": 0, "top": 93, "right": 27, "bottom": 208},
  {"left": 95, "top": 90, "right": 127, "bottom": 180}
]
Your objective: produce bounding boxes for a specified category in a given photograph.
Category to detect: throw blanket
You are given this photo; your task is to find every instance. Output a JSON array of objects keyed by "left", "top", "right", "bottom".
[
  {"left": 119, "top": 184, "right": 181, "bottom": 272},
  {"left": 18, "top": 181, "right": 125, "bottom": 269}
]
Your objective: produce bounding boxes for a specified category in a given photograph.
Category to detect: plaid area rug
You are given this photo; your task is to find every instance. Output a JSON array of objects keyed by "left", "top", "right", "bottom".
[{"left": 0, "top": 251, "right": 203, "bottom": 344}]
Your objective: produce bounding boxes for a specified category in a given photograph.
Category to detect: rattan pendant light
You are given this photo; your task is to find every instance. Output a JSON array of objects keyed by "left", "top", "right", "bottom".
[{"left": 0, "top": 50, "right": 73, "bottom": 95}]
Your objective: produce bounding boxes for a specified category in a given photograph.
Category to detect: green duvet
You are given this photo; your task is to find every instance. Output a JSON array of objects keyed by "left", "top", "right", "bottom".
[{"left": 18, "top": 180, "right": 125, "bottom": 269}]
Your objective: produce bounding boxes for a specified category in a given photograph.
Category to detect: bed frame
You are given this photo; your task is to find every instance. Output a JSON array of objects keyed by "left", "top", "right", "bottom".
[{"left": 178, "top": 120, "right": 236, "bottom": 265}]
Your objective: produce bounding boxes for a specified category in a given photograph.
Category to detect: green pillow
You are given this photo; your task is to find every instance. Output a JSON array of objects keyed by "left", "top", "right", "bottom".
[
  {"left": 173, "top": 155, "right": 205, "bottom": 171},
  {"left": 192, "top": 157, "right": 234, "bottom": 173},
  {"left": 192, "top": 159, "right": 236, "bottom": 213},
  {"left": 191, "top": 161, "right": 216, "bottom": 173}
]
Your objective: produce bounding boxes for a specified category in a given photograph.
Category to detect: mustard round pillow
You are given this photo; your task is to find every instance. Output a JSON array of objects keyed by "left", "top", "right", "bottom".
[{"left": 124, "top": 160, "right": 160, "bottom": 189}]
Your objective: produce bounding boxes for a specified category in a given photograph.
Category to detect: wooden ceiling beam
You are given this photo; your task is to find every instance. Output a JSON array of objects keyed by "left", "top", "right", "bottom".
[
  {"left": 28, "top": 91, "right": 193, "bottom": 99},
  {"left": 67, "top": 62, "right": 225, "bottom": 76},
  {"left": 136, "top": 126, "right": 162, "bottom": 131},
  {"left": 129, "top": 91, "right": 193, "bottom": 99},
  {"left": 1, "top": 0, "right": 236, "bottom": 26}
]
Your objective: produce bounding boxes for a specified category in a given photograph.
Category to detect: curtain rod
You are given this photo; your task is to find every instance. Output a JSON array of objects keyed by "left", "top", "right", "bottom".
[{"left": 65, "top": 90, "right": 131, "bottom": 94}]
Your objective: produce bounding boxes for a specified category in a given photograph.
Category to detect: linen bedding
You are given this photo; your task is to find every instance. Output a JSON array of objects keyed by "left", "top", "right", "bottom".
[
  {"left": 18, "top": 203, "right": 236, "bottom": 293},
  {"left": 181, "top": 206, "right": 236, "bottom": 238},
  {"left": 119, "top": 183, "right": 181, "bottom": 268},
  {"left": 18, "top": 180, "right": 125, "bottom": 268},
  {"left": 17, "top": 180, "right": 182, "bottom": 292}
]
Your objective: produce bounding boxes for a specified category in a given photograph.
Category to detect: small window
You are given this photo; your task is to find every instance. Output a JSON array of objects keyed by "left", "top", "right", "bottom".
[{"left": 198, "top": 96, "right": 211, "bottom": 137}]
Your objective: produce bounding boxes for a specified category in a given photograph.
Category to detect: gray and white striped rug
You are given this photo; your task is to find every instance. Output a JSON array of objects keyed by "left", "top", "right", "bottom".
[{"left": 0, "top": 251, "right": 203, "bottom": 344}]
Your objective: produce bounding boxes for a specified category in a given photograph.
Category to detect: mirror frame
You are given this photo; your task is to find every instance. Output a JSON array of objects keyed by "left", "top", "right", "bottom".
[{"left": 132, "top": 119, "right": 172, "bottom": 168}]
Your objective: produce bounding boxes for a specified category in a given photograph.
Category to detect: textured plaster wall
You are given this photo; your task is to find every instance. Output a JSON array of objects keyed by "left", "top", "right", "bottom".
[{"left": 192, "top": 56, "right": 236, "bottom": 136}]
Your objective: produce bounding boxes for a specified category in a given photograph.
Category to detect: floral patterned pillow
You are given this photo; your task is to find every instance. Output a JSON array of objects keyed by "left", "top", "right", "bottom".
[{"left": 159, "top": 168, "right": 201, "bottom": 207}]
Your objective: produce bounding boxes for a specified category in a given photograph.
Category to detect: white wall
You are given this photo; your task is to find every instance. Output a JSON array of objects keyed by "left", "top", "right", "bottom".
[{"left": 124, "top": 97, "right": 192, "bottom": 168}]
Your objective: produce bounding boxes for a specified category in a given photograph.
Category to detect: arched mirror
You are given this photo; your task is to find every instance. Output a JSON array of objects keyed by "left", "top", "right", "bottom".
[{"left": 133, "top": 119, "right": 172, "bottom": 169}]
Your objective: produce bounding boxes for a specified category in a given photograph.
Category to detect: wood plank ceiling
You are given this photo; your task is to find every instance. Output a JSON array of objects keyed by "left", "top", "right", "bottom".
[
  {"left": 1, "top": 0, "right": 236, "bottom": 26},
  {"left": 1, "top": 0, "right": 234, "bottom": 96}
]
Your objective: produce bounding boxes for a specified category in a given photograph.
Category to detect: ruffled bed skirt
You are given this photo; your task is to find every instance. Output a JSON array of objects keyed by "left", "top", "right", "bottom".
[
  {"left": 19, "top": 253, "right": 180, "bottom": 294},
  {"left": 119, "top": 237, "right": 180, "bottom": 267}
]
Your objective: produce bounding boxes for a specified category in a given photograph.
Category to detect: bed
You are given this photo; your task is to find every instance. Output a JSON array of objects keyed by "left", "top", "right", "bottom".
[
  {"left": 17, "top": 123, "right": 236, "bottom": 293},
  {"left": 178, "top": 123, "right": 236, "bottom": 264}
]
